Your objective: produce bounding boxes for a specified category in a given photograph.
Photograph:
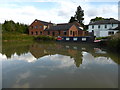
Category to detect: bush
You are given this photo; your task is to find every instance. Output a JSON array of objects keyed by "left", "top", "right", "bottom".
[
  {"left": 34, "top": 35, "right": 55, "bottom": 41},
  {"left": 107, "top": 33, "right": 120, "bottom": 52},
  {"left": 96, "top": 36, "right": 110, "bottom": 40}
]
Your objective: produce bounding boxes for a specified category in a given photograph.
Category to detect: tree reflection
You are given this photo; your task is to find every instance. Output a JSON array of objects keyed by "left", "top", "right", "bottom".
[{"left": 2, "top": 41, "right": 119, "bottom": 67}]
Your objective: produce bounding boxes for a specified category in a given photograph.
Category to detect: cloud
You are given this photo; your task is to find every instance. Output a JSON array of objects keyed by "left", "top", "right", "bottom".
[
  {"left": 1, "top": 52, "right": 37, "bottom": 63},
  {"left": 0, "top": 0, "right": 118, "bottom": 25}
]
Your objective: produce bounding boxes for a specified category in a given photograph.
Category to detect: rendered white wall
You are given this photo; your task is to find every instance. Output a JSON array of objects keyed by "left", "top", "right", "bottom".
[{"left": 88, "top": 24, "right": 118, "bottom": 37}]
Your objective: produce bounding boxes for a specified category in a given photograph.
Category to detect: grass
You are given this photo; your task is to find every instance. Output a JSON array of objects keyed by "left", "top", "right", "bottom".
[
  {"left": 107, "top": 33, "right": 120, "bottom": 52},
  {"left": 2, "top": 32, "right": 34, "bottom": 42},
  {"left": 95, "top": 36, "right": 110, "bottom": 40},
  {"left": 2, "top": 32, "right": 56, "bottom": 42}
]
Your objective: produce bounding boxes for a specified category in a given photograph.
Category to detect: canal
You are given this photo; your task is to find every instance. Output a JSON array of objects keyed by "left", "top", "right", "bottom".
[{"left": 1, "top": 41, "right": 119, "bottom": 88}]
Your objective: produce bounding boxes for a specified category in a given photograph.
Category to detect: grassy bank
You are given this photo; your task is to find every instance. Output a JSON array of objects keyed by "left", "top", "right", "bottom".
[
  {"left": 97, "top": 33, "right": 120, "bottom": 52},
  {"left": 2, "top": 32, "right": 56, "bottom": 42},
  {"left": 2, "top": 32, "right": 34, "bottom": 42},
  {"left": 107, "top": 33, "right": 120, "bottom": 52}
]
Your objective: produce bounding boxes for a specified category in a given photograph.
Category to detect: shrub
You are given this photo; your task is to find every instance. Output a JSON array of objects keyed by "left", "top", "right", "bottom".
[
  {"left": 34, "top": 35, "right": 55, "bottom": 41},
  {"left": 96, "top": 36, "right": 110, "bottom": 40}
]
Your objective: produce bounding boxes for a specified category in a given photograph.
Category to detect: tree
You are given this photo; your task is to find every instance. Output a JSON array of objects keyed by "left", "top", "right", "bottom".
[
  {"left": 74, "top": 6, "right": 84, "bottom": 26},
  {"left": 90, "top": 17, "right": 104, "bottom": 22},
  {"left": 69, "top": 16, "right": 76, "bottom": 23},
  {"left": 68, "top": 5, "right": 84, "bottom": 27},
  {"left": 2, "top": 20, "right": 29, "bottom": 34}
]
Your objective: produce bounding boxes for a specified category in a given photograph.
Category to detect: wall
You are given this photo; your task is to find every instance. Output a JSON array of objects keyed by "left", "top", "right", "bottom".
[
  {"left": 29, "top": 20, "right": 46, "bottom": 35},
  {"left": 69, "top": 25, "right": 78, "bottom": 37},
  {"left": 88, "top": 24, "right": 118, "bottom": 37},
  {"left": 44, "top": 30, "right": 69, "bottom": 37}
]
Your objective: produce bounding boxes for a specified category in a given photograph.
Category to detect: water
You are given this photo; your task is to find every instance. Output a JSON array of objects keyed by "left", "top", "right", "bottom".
[{"left": 1, "top": 41, "right": 119, "bottom": 88}]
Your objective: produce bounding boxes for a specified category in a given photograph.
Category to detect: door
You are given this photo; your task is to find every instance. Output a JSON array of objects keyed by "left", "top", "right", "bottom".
[{"left": 73, "top": 31, "right": 75, "bottom": 37}]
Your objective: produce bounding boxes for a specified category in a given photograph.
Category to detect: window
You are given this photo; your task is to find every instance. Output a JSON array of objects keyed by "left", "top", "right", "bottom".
[
  {"left": 34, "top": 26, "right": 38, "bottom": 29},
  {"left": 66, "top": 38, "right": 70, "bottom": 41},
  {"left": 92, "top": 25, "right": 94, "bottom": 29},
  {"left": 105, "top": 25, "right": 107, "bottom": 28},
  {"left": 52, "top": 32, "right": 55, "bottom": 36},
  {"left": 73, "top": 38, "right": 77, "bottom": 41},
  {"left": 48, "top": 31, "right": 50, "bottom": 35},
  {"left": 40, "top": 26, "right": 42, "bottom": 28},
  {"left": 31, "top": 32, "right": 33, "bottom": 35},
  {"left": 63, "top": 31, "right": 67, "bottom": 35},
  {"left": 36, "top": 31, "right": 38, "bottom": 35},
  {"left": 82, "top": 38, "right": 86, "bottom": 41},
  {"left": 58, "top": 31, "right": 60, "bottom": 35},
  {"left": 98, "top": 25, "right": 100, "bottom": 28},
  {"left": 70, "top": 31, "right": 72, "bottom": 35},
  {"left": 112, "top": 24, "right": 113, "bottom": 27},
  {"left": 108, "top": 31, "right": 114, "bottom": 35},
  {"left": 40, "top": 31, "right": 42, "bottom": 35}
]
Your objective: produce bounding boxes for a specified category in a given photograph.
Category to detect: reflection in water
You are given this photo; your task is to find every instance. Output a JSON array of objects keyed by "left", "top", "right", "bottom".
[
  {"left": 1, "top": 42, "right": 119, "bottom": 88},
  {"left": 1, "top": 52, "right": 37, "bottom": 63}
]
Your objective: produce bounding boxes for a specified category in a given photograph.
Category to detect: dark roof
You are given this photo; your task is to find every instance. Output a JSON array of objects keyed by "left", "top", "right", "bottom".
[
  {"left": 57, "top": 21, "right": 81, "bottom": 27},
  {"left": 35, "top": 19, "right": 53, "bottom": 26},
  {"left": 89, "top": 19, "right": 120, "bottom": 25},
  {"left": 45, "top": 24, "right": 73, "bottom": 31}
]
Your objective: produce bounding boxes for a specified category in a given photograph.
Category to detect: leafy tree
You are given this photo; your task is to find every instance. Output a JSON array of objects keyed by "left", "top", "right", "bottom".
[
  {"left": 69, "top": 16, "right": 76, "bottom": 23},
  {"left": 74, "top": 6, "right": 84, "bottom": 26},
  {"left": 2, "top": 20, "right": 29, "bottom": 34},
  {"left": 69, "top": 5, "right": 84, "bottom": 27},
  {"left": 90, "top": 17, "right": 104, "bottom": 22}
]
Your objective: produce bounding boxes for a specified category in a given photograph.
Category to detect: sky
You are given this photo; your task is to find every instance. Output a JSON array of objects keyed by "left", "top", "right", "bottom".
[{"left": 0, "top": 0, "right": 119, "bottom": 25}]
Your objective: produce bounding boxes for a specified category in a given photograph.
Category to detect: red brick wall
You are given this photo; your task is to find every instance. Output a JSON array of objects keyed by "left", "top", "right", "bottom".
[
  {"left": 29, "top": 20, "right": 45, "bottom": 35},
  {"left": 68, "top": 25, "right": 78, "bottom": 37},
  {"left": 44, "top": 30, "right": 69, "bottom": 37},
  {"left": 29, "top": 20, "right": 88, "bottom": 37}
]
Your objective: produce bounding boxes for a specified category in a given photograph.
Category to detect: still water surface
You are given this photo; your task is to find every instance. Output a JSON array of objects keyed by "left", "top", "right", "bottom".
[{"left": 1, "top": 42, "right": 119, "bottom": 88}]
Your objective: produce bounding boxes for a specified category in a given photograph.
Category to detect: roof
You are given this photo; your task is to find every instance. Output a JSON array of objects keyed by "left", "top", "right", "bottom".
[
  {"left": 33, "top": 19, "right": 53, "bottom": 26},
  {"left": 89, "top": 19, "right": 120, "bottom": 25},
  {"left": 45, "top": 24, "right": 73, "bottom": 31},
  {"left": 45, "top": 23, "right": 83, "bottom": 31}
]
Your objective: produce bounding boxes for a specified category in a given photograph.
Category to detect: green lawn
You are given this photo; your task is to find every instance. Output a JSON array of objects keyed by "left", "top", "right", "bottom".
[{"left": 2, "top": 32, "right": 34, "bottom": 41}]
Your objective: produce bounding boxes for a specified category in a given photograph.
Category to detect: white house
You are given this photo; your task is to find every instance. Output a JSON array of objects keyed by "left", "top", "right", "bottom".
[{"left": 88, "top": 19, "right": 120, "bottom": 37}]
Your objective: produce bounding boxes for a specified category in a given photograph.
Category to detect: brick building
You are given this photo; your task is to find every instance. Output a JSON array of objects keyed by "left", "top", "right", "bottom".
[{"left": 29, "top": 19, "right": 88, "bottom": 37}]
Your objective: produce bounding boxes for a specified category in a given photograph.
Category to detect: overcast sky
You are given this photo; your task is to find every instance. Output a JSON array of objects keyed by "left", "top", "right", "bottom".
[{"left": 0, "top": 0, "right": 119, "bottom": 25}]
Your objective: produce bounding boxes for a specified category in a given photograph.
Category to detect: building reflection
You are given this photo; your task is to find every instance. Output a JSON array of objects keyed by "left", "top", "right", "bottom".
[{"left": 2, "top": 42, "right": 119, "bottom": 67}]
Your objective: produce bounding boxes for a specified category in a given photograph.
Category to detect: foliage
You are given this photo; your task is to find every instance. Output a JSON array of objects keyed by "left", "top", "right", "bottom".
[
  {"left": 69, "top": 5, "right": 84, "bottom": 27},
  {"left": 75, "top": 6, "right": 84, "bottom": 26},
  {"left": 95, "top": 36, "right": 110, "bottom": 40},
  {"left": 90, "top": 17, "right": 115, "bottom": 22},
  {"left": 90, "top": 17, "right": 104, "bottom": 22},
  {"left": 2, "top": 20, "right": 29, "bottom": 34},
  {"left": 34, "top": 35, "right": 56, "bottom": 41},
  {"left": 69, "top": 16, "right": 77, "bottom": 23},
  {"left": 108, "top": 36, "right": 120, "bottom": 52}
]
